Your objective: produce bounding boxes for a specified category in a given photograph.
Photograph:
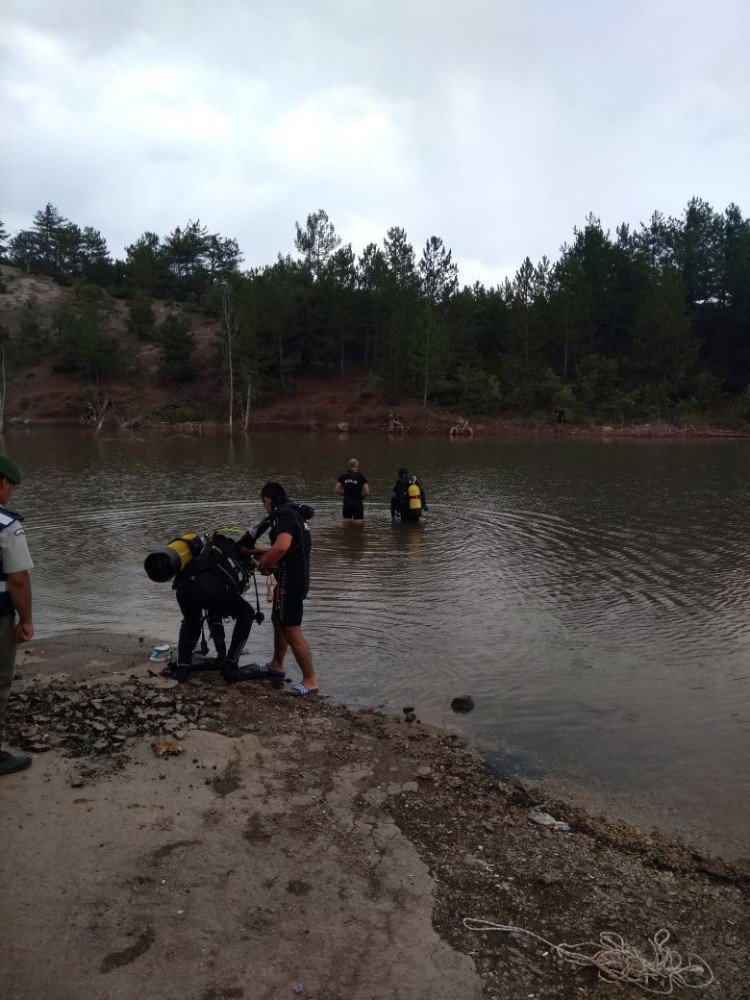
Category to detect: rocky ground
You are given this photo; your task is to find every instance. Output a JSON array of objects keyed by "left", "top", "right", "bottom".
[{"left": 1, "top": 632, "right": 748, "bottom": 999}]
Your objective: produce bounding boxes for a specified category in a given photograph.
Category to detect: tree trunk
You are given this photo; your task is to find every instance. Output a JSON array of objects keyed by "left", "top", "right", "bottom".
[
  {"left": 242, "top": 380, "right": 252, "bottom": 432},
  {"left": 423, "top": 325, "right": 431, "bottom": 408},
  {"left": 222, "top": 287, "right": 234, "bottom": 433},
  {"left": 524, "top": 310, "right": 529, "bottom": 370},
  {"left": 94, "top": 396, "right": 110, "bottom": 436}
]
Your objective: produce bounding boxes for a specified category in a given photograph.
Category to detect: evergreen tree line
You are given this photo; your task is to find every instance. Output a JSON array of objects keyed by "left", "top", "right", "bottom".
[{"left": 1, "top": 199, "right": 749, "bottom": 423}]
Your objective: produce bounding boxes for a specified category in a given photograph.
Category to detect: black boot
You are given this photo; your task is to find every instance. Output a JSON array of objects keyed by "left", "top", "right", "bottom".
[
  {"left": 173, "top": 663, "right": 193, "bottom": 684},
  {"left": 0, "top": 749, "right": 32, "bottom": 775},
  {"left": 221, "top": 658, "right": 240, "bottom": 683}
]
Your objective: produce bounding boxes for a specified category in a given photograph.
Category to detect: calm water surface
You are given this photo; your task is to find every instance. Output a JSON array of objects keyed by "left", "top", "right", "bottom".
[{"left": 8, "top": 430, "right": 750, "bottom": 860}]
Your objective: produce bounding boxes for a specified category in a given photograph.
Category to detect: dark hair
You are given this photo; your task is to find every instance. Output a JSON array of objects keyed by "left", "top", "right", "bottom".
[
  {"left": 260, "top": 482, "right": 289, "bottom": 510},
  {"left": 398, "top": 467, "right": 408, "bottom": 477}
]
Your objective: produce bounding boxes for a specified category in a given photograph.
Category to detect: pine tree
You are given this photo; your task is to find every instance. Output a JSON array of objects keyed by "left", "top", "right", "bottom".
[{"left": 158, "top": 314, "right": 196, "bottom": 382}]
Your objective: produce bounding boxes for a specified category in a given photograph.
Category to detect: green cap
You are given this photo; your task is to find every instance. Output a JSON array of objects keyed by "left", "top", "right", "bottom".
[{"left": 0, "top": 453, "right": 22, "bottom": 484}]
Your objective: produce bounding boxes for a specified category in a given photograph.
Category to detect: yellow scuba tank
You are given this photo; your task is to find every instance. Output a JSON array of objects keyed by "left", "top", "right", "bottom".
[
  {"left": 407, "top": 482, "right": 422, "bottom": 510},
  {"left": 144, "top": 532, "right": 202, "bottom": 582}
]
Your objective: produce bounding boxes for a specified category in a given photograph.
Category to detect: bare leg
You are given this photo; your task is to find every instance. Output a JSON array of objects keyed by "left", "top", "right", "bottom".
[
  {"left": 282, "top": 625, "right": 318, "bottom": 690},
  {"left": 267, "top": 622, "right": 288, "bottom": 674}
]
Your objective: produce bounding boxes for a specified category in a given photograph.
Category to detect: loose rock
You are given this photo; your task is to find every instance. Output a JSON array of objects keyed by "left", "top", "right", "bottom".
[
  {"left": 451, "top": 695, "right": 475, "bottom": 713},
  {"left": 6, "top": 677, "right": 217, "bottom": 759}
]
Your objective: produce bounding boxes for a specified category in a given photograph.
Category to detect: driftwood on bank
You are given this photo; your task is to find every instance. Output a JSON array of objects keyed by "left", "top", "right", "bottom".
[
  {"left": 449, "top": 416, "right": 473, "bottom": 438},
  {"left": 79, "top": 395, "right": 112, "bottom": 436}
]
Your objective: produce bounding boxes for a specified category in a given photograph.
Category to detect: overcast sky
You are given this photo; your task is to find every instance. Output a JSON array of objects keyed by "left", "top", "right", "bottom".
[{"left": 2, "top": 1, "right": 748, "bottom": 287}]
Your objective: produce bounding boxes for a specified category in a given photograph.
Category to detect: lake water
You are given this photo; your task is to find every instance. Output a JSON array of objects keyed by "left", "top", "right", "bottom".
[{"left": 7, "top": 429, "right": 750, "bottom": 862}]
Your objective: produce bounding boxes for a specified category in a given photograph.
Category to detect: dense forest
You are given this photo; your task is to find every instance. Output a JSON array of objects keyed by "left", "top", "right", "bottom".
[{"left": 1, "top": 198, "right": 749, "bottom": 426}]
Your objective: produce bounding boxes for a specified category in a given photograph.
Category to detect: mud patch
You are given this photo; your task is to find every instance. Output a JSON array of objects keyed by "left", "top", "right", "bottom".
[
  {"left": 151, "top": 838, "right": 200, "bottom": 861},
  {"left": 212, "top": 754, "right": 242, "bottom": 797},
  {"left": 242, "top": 907, "right": 277, "bottom": 937},
  {"left": 200, "top": 988, "right": 244, "bottom": 1000},
  {"left": 100, "top": 926, "right": 155, "bottom": 973},
  {"left": 286, "top": 878, "right": 311, "bottom": 896},
  {"left": 243, "top": 813, "right": 272, "bottom": 844}
]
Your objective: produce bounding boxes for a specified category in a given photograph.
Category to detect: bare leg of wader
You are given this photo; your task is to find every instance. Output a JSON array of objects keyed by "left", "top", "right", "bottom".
[
  {"left": 268, "top": 621, "right": 288, "bottom": 674},
  {"left": 279, "top": 625, "right": 318, "bottom": 692}
]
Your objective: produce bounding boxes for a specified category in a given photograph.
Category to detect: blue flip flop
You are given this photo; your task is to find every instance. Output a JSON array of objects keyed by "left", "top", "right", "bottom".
[
  {"left": 244, "top": 663, "right": 286, "bottom": 682},
  {"left": 285, "top": 683, "right": 319, "bottom": 698}
]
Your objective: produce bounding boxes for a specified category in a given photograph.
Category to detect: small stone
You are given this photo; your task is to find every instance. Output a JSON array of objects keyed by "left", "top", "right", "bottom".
[
  {"left": 528, "top": 809, "right": 570, "bottom": 832},
  {"left": 451, "top": 695, "right": 475, "bottom": 713},
  {"left": 401, "top": 781, "right": 419, "bottom": 794},
  {"left": 536, "top": 873, "right": 563, "bottom": 887},
  {"left": 402, "top": 706, "right": 415, "bottom": 714}
]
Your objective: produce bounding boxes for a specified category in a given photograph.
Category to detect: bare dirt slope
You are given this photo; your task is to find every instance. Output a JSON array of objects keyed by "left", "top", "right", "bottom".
[{"left": 2, "top": 633, "right": 748, "bottom": 999}]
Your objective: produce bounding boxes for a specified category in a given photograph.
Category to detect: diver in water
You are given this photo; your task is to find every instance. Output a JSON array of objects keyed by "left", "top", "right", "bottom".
[{"left": 390, "top": 468, "right": 427, "bottom": 522}]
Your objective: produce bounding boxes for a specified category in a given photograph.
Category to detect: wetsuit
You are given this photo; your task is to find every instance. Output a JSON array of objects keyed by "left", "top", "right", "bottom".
[
  {"left": 174, "top": 534, "right": 253, "bottom": 673},
  {"left": 391, "top": 476, "right": 426, "bottom": 522},
  {"left": 336, "top": 470, "right": 368, "bottom": 520},
  {"left": 269, "top": 503, "right": 312, "bottom": 628}
]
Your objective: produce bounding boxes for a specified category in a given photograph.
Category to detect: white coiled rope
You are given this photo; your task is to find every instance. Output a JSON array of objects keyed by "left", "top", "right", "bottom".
[{"left": 462, "top": 919, "right": 714, "bottom": 995}]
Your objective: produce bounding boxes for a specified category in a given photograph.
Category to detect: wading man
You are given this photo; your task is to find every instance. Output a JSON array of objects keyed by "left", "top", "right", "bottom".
[{"left": 334, "top": 458, "right": 370, "bottom": 521}]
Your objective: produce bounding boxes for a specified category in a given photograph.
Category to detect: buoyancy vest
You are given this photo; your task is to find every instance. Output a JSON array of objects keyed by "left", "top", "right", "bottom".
[
  {"left": 179, "top": 531, "right": 250, "bottom": 594},
  {"left": 0, "top": 506, "right": 24, "bottom": 616}
]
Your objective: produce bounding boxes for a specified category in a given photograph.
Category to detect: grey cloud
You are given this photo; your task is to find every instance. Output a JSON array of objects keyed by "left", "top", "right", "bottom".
[{"left": 2, "top": 0, "right": 749, "bottom": 286}]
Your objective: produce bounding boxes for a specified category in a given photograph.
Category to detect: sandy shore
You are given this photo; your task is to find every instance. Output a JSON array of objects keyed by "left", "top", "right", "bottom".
[{"left": 1, "top": 632, "right": 747, "bottom": 999}]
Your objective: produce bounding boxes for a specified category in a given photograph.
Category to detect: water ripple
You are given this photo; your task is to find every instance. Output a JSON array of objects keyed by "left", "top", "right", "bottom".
[{"left": 11, "top": 430, "right": 750, "bottom": 859}]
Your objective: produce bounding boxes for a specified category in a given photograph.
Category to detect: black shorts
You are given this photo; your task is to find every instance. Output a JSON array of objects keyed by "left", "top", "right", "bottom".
[
  {"left": 271, "top": 563, "right": 305, "bottom": 628},
  {"left": 342, "top": 501, "right": 364, "bottom": 520}
]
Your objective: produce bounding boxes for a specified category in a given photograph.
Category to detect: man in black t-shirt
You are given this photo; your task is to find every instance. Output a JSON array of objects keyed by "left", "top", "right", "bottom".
[
  {"left": 334, "top": 458, "right": 370, "bottom": 520},
  {"left": 244, "top": 482, "right": 319, "bottom": 697}
]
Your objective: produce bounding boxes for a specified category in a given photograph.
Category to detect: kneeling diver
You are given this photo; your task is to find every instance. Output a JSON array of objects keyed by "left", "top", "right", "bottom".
[{"left": 145, "top": 518, "right": 271, "bottom": 683}]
